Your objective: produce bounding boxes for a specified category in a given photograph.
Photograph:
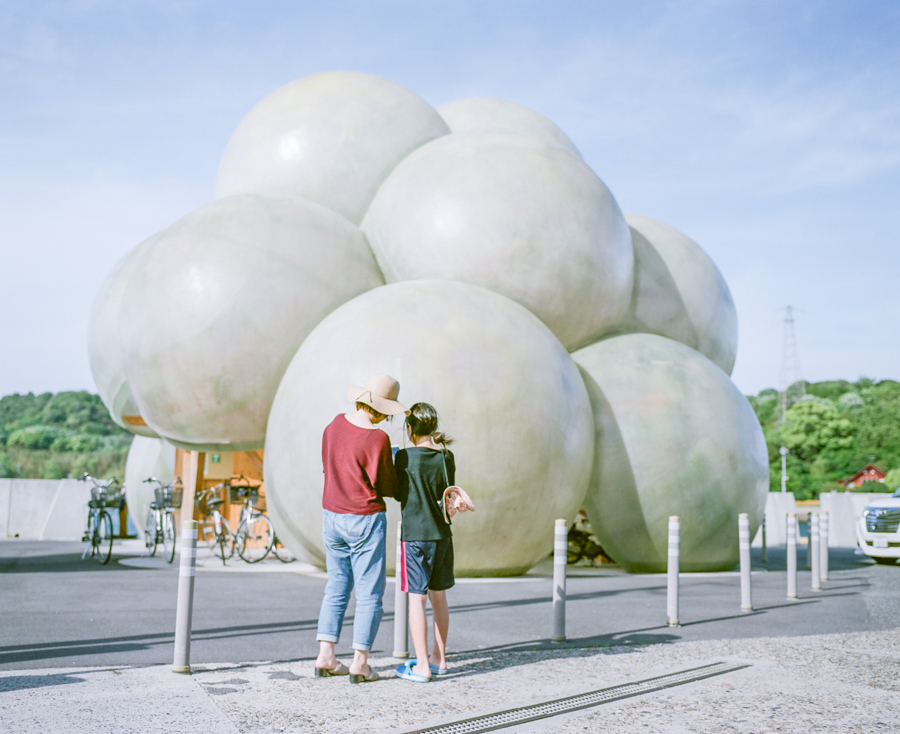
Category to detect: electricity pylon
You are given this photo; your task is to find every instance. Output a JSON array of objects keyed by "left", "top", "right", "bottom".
[{"left": 777, "top": 305, "right": 805, "bottom": 422}]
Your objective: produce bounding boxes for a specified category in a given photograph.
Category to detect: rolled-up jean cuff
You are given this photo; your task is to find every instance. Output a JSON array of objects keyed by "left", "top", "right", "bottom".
[
  {"left": 352, "top": 642, "right": 372, "bottom": 651},
  {"left": 316, "top": 634, "right": 339, "bottom": 643}
]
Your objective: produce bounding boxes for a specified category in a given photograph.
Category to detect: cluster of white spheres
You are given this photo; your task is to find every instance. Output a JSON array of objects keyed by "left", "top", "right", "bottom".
[{"left": 90, "top": 70, "right": 767, "bottom": 575}]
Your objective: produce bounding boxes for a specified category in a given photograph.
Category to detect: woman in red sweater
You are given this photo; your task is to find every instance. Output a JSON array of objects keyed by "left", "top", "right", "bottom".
[{"left": 314, "top": 374, "right": 406, "bottom": 684}]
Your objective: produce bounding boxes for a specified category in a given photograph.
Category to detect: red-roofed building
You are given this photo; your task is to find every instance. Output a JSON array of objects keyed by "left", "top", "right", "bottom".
[{"left": 839, "top": 464, "right": 887, "bottom": 489}]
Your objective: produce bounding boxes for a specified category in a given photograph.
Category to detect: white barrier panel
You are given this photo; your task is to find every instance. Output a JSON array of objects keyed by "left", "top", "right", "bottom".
[
  {"left": 752, "top": 493, "right": 797, "bottom": 547},
  {"left": 819, "top": 492, "right": 888, "bottom": 547},
  {"left": 0, "top": 478, "right": 92, "bottom": 540}
]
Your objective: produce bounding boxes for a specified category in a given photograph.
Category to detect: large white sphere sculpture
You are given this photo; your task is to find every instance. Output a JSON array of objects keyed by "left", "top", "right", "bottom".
[
  {"left": 572, "top": 333, "right": 768, "bottom": 572},
  {"left": 124, "top": 435, "right": 175, "bottom": 539},
  {"left": 88, "top": 234, "right": 163, "bottom": 438},
  {"left": 216, "top": 71, "right": 450, "bottom": 225},
  {"left": 619, "top": 213, "right": 738, "bottom": 375},
  {"left": 437, "top": 97, "right": 582, "bottom": 158},
  {"left": 119, "top": 194, "right": 385, "bottom": 452},
  {"left": 264, "top": 280, "right": 595, "bottom": 575},
  {"left": 361, "top": 132, "right": 633, "bottom": 350}
]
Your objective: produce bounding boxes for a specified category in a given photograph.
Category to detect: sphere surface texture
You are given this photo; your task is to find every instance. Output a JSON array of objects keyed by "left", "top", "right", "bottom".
[
  {"left": 119, "top": 194, "right": 385, "bottom": 452},
  {"left": 619, "top": 213, "right": 738, "bottom": 375},
  {"left": 87, "top": 234, "right": 162, "bottom": 438},
  {"left": 216, "top": 71, "right": 450, "bottom": 224},
  {"left": 572, "top": 333, "right": 768, "bottom": 572},
  {"left": 437, "top": 97, "right": 582, "bottom": 157},
  {"left": 362, "top": 132, "right": 633, "bottom": 350},
  {"left": 124, "top": 436, "right": 176, "bottom": 539},
  {"left": 264, "top": 280, "right": 595, "bottom": 575}
]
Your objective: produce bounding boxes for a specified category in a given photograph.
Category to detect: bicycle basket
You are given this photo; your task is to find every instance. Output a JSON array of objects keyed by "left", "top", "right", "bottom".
[
  {"left": 229, "top": 485, "right": 259, "bottom": 505},
  {"left": 91, "top": 487, "right": 124, "bottom": 509},
  {"left": 154, "top": 486, "right": 183, "bottom": 509}
]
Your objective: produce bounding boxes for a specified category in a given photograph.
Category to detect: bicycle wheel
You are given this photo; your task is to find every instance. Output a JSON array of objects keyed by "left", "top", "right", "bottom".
[
  {"left": 272, "top": 535, "right": 297, "bottom": 563},
  {"left": 145, "top": 511, "right": 158, "bottom": 557},
  {"left": 236, "top": 513, "right": 274, "bottom": 563},
  {"left": 97, "top": 511, "right": 114, "bottom": 565},
  {"left": 83, "top": 512, "right": 97, "bottom": 560},
  {"left": 163, "top": 511, "right": 177, "bottom": 564},
  {"left": 201, "top": 513, "right": 218, "bottom": 549},
  {"left": 212, "top": 518, "right": 234, "bottom": 563}
]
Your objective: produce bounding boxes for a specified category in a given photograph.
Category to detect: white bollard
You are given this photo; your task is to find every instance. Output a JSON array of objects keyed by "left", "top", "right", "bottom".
[
  {"left": 666, "top": 516, "right": 680, "bottom": 627},
  {"left": 739, "top": 513, "right": 752, "bottom": 612},
  {"left": 786, "top": 513, "right": 798, "bottom": 599},
  {"left": 819, "top": 512, "right": 829, "bottom": 581},
  {"left": 392, "top": 520, "right": 409, "bottom": 659},
  {"left": 761, "top": 516, "right": 767, "bottom": 564},
  {"left": 173, "top": 520, "right": 198, "bottom": 674},
  {"left": 810, "top": 513, "right": 821, "bottom": 591},
  {"left": 552, "top": 519, "right": 567, "bottom": 642}
]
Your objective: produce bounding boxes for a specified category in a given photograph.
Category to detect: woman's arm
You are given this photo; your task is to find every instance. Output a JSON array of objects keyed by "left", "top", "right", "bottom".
[{"left": 374, "top": 435, "right": 398, "bottom": 498}]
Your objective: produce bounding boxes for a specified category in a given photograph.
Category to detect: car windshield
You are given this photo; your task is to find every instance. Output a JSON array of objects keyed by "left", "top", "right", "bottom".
[{"left": 894, "top": 487, "right": 900, "bottom": 498}]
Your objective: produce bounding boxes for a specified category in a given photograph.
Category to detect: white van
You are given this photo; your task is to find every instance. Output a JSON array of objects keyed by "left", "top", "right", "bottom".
[{"left": 857, "top": 487, "right": 900, "bottom": 564}]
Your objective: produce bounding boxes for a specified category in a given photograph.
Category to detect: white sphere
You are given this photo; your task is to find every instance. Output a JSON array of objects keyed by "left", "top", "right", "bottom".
[
  {"left": 264, "top": 280, "right": 595, "bottom": 575},
  {"left": 621, "top": 213, "right": 738, "bottom": 375},
  {"left": 124, "top": 435, "right": 175, "bottom": 539},
  {"left": 361, "top": 132, "right": 633, "bottom": 350},
  {"left": 437, "top": 97, "right": 582, "bottom": 157},
  {"left": 572, "top": 334, "right": 768, "bottom": 572},
  {"left": 216, "top": 71, "right": 450, "bottom": 224},
  {"left": 88, "top": 235, "right": 162, "bottom": 438},
  {"left": 119, "top": 194, "right": 385, "bottom": 452}
]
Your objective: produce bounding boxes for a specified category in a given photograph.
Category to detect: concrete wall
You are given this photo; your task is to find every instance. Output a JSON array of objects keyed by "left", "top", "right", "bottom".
[
  {"left": 0, "top": 479, "right": 91, "bottom": 540},
  {"left": 751, "top": 491, "right": 890, "bottom": 548},
  {"left": 820, "top": 492, "right": 887, "bottom": 548},
  {"left": 752, "top": 492, "right": 797, "bottom": 547}
]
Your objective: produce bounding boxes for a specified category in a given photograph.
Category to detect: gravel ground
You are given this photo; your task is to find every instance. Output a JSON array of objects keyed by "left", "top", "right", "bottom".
[{"left": 189, "top": 626, "right": 900, "bottom": 733}]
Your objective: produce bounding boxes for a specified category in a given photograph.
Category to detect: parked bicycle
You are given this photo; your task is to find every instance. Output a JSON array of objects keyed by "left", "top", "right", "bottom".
[
  {"left": 230, "top": 481, "right": 275, "bottom": 563},
  {"left": 196, "top": 478, "right": 293, "bottom": 565},
  {"left": 80, "top": 474, "right": 123, "bottom": 564},
  {"left": 143, "top": 477, "right": 182, "bottom": 564},
  {"left": 197, "top": 483, "right": 234, "bottom": 564},
  {"left": 271, "top": 532, "right": 297, "bottom": 563}
]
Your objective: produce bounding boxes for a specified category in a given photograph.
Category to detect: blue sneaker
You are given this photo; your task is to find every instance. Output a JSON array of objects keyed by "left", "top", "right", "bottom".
[{"left": 395, "top": 660, "right": 431, "bottom": 683}]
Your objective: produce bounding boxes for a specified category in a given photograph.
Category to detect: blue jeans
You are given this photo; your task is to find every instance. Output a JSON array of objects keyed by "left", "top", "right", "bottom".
[{"left": 316, "top": 510, "right": 387, "bottom": 651}]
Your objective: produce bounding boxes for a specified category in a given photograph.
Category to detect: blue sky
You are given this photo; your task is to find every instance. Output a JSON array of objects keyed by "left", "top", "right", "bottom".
[{"left": 2, "top": 0, "right": 898, "bottom": 397}]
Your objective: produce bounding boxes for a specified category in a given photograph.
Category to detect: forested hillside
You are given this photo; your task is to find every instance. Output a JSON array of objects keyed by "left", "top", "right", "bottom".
[
  {"left": 748, "top": 378, "right": 900, "bottom": 499},
  {"left": 0, "top": 392, "right": 131, "bottom": 479},
  {"left": 3, "top": 382, "right": 899, "bottom": 495}
]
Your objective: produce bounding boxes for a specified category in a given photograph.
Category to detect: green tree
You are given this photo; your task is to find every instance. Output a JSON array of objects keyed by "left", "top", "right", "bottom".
[{"left": 780, "top": 400, "right": 855, "bottom": 462}]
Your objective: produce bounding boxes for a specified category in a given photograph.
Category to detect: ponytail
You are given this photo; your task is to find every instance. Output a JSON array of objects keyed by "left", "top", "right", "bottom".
[{"left": 405, "top": 403, "right": 454, "bottom": 446}]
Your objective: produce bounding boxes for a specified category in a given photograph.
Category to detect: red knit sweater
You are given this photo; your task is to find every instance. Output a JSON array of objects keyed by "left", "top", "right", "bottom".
[{"left": 321, "top": 414, "right": 397, "bottom": 515}]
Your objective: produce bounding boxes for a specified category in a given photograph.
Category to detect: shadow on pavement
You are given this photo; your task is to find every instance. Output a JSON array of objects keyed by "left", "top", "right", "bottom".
[
  {"left": 0, "top": 672, "right": 87, "bottom": 692},
  {"left": 0, "top": 618, "right": 321, "bottom": 666}
]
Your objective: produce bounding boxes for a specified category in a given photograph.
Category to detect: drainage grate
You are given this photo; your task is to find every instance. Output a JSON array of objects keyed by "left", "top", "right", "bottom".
[{"left": 403, "top": 661, "right": 749, "bottom": 734}]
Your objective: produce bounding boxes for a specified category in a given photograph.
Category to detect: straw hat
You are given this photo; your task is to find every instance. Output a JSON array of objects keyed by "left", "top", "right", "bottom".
[{"left": 347, "top": 374, "right": 408, "bottom": 415}]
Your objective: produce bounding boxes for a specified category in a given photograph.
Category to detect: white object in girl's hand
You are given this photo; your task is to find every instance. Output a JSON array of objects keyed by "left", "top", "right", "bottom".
[{"left": 442, "top": 486, "right": 475, "bottom": 524}]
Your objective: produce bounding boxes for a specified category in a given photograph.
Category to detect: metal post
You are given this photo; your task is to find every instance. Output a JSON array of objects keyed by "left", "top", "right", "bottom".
[
  {"left": 552, "top": 519, "right": 567, "bottom": 642},
  {"left": 666, "top": 516, "right": 680, "bottom": 627},
  {"left": 786, "top": 513, "right": 798, "bottom": 599},
  {"left": 780, "top": 447, "right": 788, "bottom": 492},
  {"left": 173, "top": 519, "right": 198, "bottom": 674},
  {"left": 761, "top": 515, "right": 767, "bottom": 564},
  {"left": 392, "top": 520, "right": 408, "bottom": 659},
  {"left": 739, "top": 513, "right": 752, "bottom": 612},
  {"left": 819, "top": 512, "right": 829, "bottom": 581},
  {"left": 810, "top": 513, "right": 821, "bottom": 591},
  {"left": 805, "top": 512, "right": 811, "bottom": 570}
]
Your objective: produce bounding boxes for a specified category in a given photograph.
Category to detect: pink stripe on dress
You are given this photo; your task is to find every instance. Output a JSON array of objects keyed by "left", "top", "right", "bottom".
[{"left": 400, "top": 540, "right": 409, "bottom": 593}]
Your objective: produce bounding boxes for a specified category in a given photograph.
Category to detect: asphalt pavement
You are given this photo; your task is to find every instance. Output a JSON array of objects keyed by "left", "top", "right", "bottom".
[{"left": 0, "top": 539, "right": 896, "bottom": 670}]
